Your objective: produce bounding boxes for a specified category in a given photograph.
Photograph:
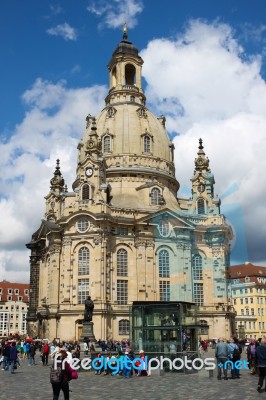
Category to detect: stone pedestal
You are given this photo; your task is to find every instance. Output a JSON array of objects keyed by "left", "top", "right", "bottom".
[
  {"left": 80, "top": 321, "right": 102, "bottom": 353},
  {"left": 80, "top": 321, "right": 96, "bottom": 343}
]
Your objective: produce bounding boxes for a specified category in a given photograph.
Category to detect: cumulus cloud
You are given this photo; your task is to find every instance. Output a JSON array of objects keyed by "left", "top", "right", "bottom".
[
  {"left": 47, "top": 23, "right": 78, "bottom": 41},
  {"left": 141, "top": 19, "right": 266, "bottom": 264},
  {"left": 0, "top": 80, "right": 106, "bottom": 282},
  {"left": 87, "top": 0, "right": 143, "bottom": 29}
]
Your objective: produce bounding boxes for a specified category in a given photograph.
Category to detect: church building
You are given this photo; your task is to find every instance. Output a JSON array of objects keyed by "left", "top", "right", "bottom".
[{"left": 26, "top": 27, "right": 235, "bottom": 342}]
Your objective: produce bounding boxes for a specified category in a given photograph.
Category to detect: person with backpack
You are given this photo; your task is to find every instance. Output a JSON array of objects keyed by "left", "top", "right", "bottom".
[
  {"left": 51, "top": 349, "right": 75, "bottom": 400},
  {"left": 228, "top": 337, "right": 241, "bottom": 379}
]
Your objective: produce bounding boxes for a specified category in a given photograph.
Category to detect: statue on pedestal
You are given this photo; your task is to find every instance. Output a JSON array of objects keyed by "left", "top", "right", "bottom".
[{"left": 84, "top": 296, "right": 94, "bottom": 322}]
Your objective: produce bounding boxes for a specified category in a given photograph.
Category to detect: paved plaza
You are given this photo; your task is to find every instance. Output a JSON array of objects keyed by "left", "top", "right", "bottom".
[{"left": 0, "top": 353, "right": 264, "bottom": 400}]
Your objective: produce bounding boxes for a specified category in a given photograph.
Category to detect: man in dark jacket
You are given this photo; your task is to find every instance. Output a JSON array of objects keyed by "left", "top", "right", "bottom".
[
  {"left": 2, "top": 342, "right": 10, "bottom": 370},
  {"left": 9, "top": 342, "right": 18, "bottom": 374},
  {"left": 256, "top": 339, "right": 266, "bottom": 392}
]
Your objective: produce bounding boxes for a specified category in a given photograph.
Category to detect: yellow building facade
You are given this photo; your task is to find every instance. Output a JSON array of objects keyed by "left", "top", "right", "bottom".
[
  {"left": 230, "top": 263, "right": 266, "bottom": 339},
  {"left": 26, "top": 29, "right": 234, "bottom": 342}
]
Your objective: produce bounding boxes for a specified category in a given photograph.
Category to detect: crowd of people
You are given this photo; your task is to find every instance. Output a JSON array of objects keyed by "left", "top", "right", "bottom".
[{"left": 214, "top": 336, "right": 266, "bottom": 393}]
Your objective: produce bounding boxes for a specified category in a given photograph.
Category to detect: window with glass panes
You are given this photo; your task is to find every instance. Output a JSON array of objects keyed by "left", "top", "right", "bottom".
[
  {"left": 103, "top": 135, "right": 111, "bottom": 152},
  {"left": 159, "top": 250, "right": 169, "bottom": 277},
  {"left": 192, "top": 255, "right": 203, "bottom": 280},
  {"left": 159, "top": 281, "right": 170, "bottom": 301},
  {"left": 193, "top": 283, "right": 204, "bottom": 306},
  {"left": 144, "top": 135, "right": 151, "bottom": 153},
  {"left": 117, "top": 249, "right": 128, "bottom": 276},
  {"left": 78, "top": 247, "right": 90, "bottom": 275},
  {"left": 119, "top": 319, "right": 130, "bottom": 335},
  {"left": 151, "top": 188, "right": 160, "bottom": 205},
  {"left": 78, "top": 279, "right": 89, "bottom": 304},
  {"left": 117, "top": 280, "right": 128, "bottom": 305}
]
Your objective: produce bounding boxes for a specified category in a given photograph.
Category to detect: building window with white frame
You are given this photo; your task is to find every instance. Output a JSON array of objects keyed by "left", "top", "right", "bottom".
[
  {"left": 117, "top": 249, "right": 128, "bottom": 277},
  {"left": 78, "top": 247, "right": 90, "bottom": 275},
  {"left": 119, "top": 319, "right": 130, "bottom": 335},
  {"left": 78, "top": 279, "right": 89, "bottom": 304},
  {"left": 144, "top": 135, "right": 151, "bottom": 153},
  {"left": 117, "top": 280, "right": 128, "bottom": 305},
  {"left": 159, "top": 281, "right": 170, "bottom": 301},
  {"left": 151, "top": 188, "right": 161, "bottom": 205},
  {"left": 158, "top": 250, "right": 170, "bottom": 277},
  {"left": 193, "top": 283, "right": 204, "bottom": 306},
  {"left": 77, "top": 218, "right": 90, "bottom": 233},
  {"left": 192, "top": 255, "right": 203, "bottom": 280}
]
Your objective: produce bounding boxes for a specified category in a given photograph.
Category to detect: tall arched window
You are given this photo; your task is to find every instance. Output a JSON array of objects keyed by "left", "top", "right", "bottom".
[
  {"left": 192, "top": 254, "right": 203, "bottom": 280},
  {"left": 151, "top": 188, "right": 161, "bottom": 205},
  {"left": 125, "top": 64, "right": 136, "bottom": 85},
  {"left": 197, "top": 198, "right": 205, "bottom": 214},
  {"left": 82, "top": 184, "right": 90, "bottom": 200},
  {"left": 119, "top": 319, "right": 130, "bottom": 335},
  {"left": 78, "top": 247, "right": 90, "bottom": 275},
  {"left": 103, "top": 135, "right": 111, "bottom": 153},
  {"left": 159, "top": 250, "right": 170, "bottom": 277},
  {"left": 144, "top": 135, "right": 151, "bottom": 153},
  {"left": 117, "top": 249, "right": 128, "bottom": 276}
]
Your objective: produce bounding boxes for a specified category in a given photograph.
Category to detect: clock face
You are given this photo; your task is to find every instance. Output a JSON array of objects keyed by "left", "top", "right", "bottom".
[
  {"left": 86, "top": 167, "right": 93, "bottom": 177},
  {"left": 198, "top": 184, "right": 205, "bottom": 193}
]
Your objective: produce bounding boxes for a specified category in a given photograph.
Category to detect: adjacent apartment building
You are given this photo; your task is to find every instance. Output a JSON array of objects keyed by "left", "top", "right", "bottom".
[
  {"left": 0, "top": 281, "right": 29, "bottom": 337},
  {"left": 230, "top": 263, "right": 266, "bottom": 339}
]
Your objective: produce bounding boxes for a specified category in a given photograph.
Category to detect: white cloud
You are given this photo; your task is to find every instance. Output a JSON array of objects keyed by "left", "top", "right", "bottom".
[
  {"left": 87, "top": 0, "right": 143, "bottom": 29},
  {"left": 47, "top": 23, "right": 78, "bottom": 41},
  {"left": 141, "top": 19, "right": 266, "bottom": 263},
  {"left": 0, "top": 80, "right": 106, "bottom": 282}
]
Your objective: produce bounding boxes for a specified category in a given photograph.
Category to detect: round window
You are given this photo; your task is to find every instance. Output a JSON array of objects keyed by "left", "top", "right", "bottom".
[{"left": 77, "top": 219, "right": 90, "bottom": 233}]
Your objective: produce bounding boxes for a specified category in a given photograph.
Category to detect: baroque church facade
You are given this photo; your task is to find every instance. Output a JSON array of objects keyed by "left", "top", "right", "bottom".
[{"left": 26, "top": 28, "right": 235, "bottom": 341}]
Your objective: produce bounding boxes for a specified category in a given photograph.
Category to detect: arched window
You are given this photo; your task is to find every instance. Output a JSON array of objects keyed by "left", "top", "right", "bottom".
[
  {"left": 103, "top": 135, "right": 111, "bottom": 153},
  {"left": 82, "top": 184, "right": 90, "bottom": 200},
  {"left": 78, "top": 247, "right": 90, "bottom": 275},
  {"left": 151, "top": 188, "right": 161, "bottom": 205},
  {"left": 111, "top": 66, "right": 117, "bottom": 87},
  {"left": 117, "top": 249, "right": 128, "bottom": 276},
  {"left": 125, "top": 64, "right": 136, "bottom": 85},
  {"left": 197, "top": 198, "right": 205, "bottom": 214},
  {"left": 144, "top": 135, "right": 151, "bottom": 153},
  {"left": 159, "top": 250, "right": 170, "bottom": 277},
  {"left": 119, "top": 319, "right": 130, "bottom": 335},
  {"left": 192, "top": 254, "right": 203, "bottom": 280}
]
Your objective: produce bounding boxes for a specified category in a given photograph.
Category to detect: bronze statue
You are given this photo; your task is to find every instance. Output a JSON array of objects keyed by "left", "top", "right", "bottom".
[{"left": 84, "top": 296, "right": 94, "bottom": 322}]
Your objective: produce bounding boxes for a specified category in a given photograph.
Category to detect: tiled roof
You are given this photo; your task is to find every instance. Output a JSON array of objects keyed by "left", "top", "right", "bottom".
[
  {"left": 229, "top": 262, "right": 266, "bottom": 279},
  {"left": 0, "top": 281, "right": 29, "bottom": 303}
]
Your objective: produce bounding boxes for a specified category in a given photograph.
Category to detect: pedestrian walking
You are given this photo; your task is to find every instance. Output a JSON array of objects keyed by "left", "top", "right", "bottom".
[
  {"left": 215, "top": 337, "right": 230, "bottom": 380},
  {"left": 256, "top": 339, "right": 266, "bottom": 392}
]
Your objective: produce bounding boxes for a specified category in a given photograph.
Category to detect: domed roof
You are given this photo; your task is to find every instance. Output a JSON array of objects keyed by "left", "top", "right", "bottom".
[
  {"left": 96, "top": 103, "right": 172, "bottom": 164},
  {"left": 112, "top": 39, "right": 138, "bottom": 57}
]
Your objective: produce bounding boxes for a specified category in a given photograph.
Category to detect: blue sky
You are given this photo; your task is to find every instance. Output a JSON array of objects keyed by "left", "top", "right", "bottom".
[{"left": 1, "top": 0, "right": 266, "bottom": 282}]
